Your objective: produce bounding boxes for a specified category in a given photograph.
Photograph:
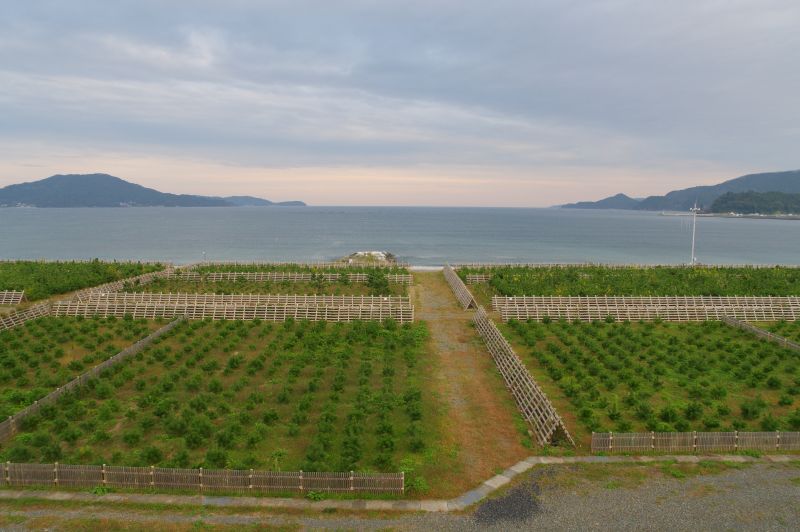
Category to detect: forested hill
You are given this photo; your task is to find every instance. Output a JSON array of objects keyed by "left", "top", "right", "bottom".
[
  {"left": 710, "top": 191, "right": 800, "bottom": 214},
  {"left": 0, "top": 173, "right": 306, "bottom": 207},
  {"left": 561, "top": 169, "right": 800, "bottom": 211}
]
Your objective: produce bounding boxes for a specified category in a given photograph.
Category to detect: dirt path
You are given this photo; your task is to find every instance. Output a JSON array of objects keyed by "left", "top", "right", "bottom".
[{"left": 411, "top": 272, "right": 528, "bottom": 493}]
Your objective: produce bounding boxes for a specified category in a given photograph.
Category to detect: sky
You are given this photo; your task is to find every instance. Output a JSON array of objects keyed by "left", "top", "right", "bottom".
[{"left": 0, "top": 1, "right": 798, "bottom": 207}]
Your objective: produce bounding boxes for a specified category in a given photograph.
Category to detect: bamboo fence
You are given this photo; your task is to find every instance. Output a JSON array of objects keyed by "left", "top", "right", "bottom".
[
  {"left": 75, "top": 292, "right": 410, "bottom": 307},
  {"left": 0, "top": 290, "right": 25, "bottom": 305},
  {"left": 443, "top": 264, "right": 476, "bottom": 310},
  {"left": 166, "top": 271, "right": 413, "bottom": 284},
  {"left": 193, "top": 260, "right": 410, "bottom": 269},
  {"left": 493, "top": 296, "right": 800, "bottom": 322},
  {"left": 53, "top": 301, "right": 413, "bottom": 323},
  {"left": 452, "top": 263, "right": 800, "bottom": 270},
  {"left": 472, "top": 307, "right": 573, "bottom": 446},
  {"left": 0, "top": 302, "right": 51, "bottom": 332},
  {"left": 0, "top": 463, "right": 403, "bottom": 495},
  {"left": 591, "top": 431, "right": 800, "bottom": 453}
]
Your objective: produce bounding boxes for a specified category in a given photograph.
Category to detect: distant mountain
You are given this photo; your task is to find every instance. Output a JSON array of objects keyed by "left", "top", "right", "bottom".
[
  {"left": 0, "top": 174, "right": 306, "bottom": 208},
  {"left": 561, "top": 193, "right": 642, "bottom": 210},
  {"left": 561, "top": 170, "right": 800, "bottom": 211},
  {"left": 221, "top": 196, "right": 306, "bottom": 207},
  {"left": 710, "top": 191, "right": 800, "bottom": 215}
]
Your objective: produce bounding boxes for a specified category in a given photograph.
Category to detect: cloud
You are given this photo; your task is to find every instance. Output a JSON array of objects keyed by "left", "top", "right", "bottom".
[{"left": 0, "top": 0, "right": 798, "bottom": 205}]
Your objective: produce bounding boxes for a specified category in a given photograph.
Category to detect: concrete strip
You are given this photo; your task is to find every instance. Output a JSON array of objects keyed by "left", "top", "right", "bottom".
[
  {"left": 483, "top": 474, "right": 511, "bottom": 490},
  {"left": 509, "top": 460, "right": 534, "bottom": 475}
]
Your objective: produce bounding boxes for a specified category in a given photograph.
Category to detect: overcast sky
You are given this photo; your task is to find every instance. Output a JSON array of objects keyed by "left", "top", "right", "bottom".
[{"left": 1, "top": 1, "right": 798, "bottom": 206}]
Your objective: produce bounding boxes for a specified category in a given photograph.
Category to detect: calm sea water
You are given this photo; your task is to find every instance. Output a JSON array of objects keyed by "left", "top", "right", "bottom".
[{"left": 1, "top": 207, "right": 798, "bottom": 266}]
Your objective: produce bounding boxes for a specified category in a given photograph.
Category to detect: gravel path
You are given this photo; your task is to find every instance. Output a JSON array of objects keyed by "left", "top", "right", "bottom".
[{"left": 2, "top": 463, "right": 797, "bottom": 530}]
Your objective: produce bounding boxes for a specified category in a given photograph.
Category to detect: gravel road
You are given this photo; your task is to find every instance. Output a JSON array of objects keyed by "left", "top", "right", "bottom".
[{"left": 2, "top": 463, "right": 798, "bottom": 530}]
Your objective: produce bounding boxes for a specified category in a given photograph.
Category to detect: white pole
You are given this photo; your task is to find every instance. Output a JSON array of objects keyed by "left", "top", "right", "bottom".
[{"left": 690, "top": 204, "right": 699, "bottom": 265}]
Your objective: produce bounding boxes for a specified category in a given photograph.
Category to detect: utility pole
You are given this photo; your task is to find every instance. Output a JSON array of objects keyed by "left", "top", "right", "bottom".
[{"left": 690, "top": 202, "right": 700, "bottom": 265}]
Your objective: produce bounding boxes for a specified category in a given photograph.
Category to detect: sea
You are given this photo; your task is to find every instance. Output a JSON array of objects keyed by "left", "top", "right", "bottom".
[{"left": 1, "top": 206, "right": 798, "bottom": 266}]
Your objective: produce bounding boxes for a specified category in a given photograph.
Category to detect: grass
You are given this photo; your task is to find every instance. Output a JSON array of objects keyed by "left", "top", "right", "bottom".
[
  {"left": 0, "top": 260, "right": 164, "bottom": 301},
  {"left": 502, "top": 319, "right": 800, "bottom": 444},
  {"left": 459, "top": 265, "right": 800, "bottom": 296},
  {"left": 0, "top": 318, "right": 452, "bottom": 493},
  {"left": 0, "top": 316, "right": 161, "bottom": 419},
  {"left": 127, "top": 278, "right": 408, "bottom": 296}
]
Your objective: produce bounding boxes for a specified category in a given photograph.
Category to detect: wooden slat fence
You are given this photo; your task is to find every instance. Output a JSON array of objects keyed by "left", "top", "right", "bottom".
[
  {"left": 0, "top": 291, "right": 25, "bottom": 305},
  {"left": 493, "top": 296, "right": 800, "bottom": 322},
  {"left": 452, "top": 263, "right": 800, "bottom": 270},
  {"left": 165, "top": 271, "right": 413, "bottom": 284},
  {"left": 74, "top": 269, "right": 174, "bottom": 297},
  {"left": 0, "top": 463, "right": 403, "bottom": 495},
  {"left": 443, "top": 264, "right": 476, "bottom": 309},
  {"left": 76, "top": 292, "right": 410, "bottom": 307},
  {"left": 194, "top": 260, "right": 410, "bottom": 269},
  {"left": 465, "top": 274, "right": 492, "bottom": 284},
  {"left": 722, "top": 316, "right": 800, "bottom": 352},
  {"left": 0, "top": 319, "right": 181, "bottom": 443},
  {"left": 592, "top": 431, "right": 800, "bottom": 453},
  {"left": 53, "top": 301, "right": 413, "bottom": 323},
  {"left": 472, "top": 307, "right": 574, "bottom": 446},
  {"left": 0, "top": 302, "right": 51, "bottom": 332}
]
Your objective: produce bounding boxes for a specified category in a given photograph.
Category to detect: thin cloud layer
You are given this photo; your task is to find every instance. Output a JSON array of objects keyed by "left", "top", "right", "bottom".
[{"left": 0, "top": 1, "right": 798, "bottom": 205}]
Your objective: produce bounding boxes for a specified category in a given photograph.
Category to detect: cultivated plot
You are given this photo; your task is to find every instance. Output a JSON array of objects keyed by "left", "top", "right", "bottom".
[
  {"left": 0, "top": 317, "right": 160, "bottom": 419},
  {"left": 0, "top": 318, "right": 452, "bottom": 494},
  {"left": 502, "top": 319, "right": 800, "bottom": 445}
]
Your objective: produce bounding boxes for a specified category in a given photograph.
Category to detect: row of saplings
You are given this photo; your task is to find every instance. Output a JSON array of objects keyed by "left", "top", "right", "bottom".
[
  {"left": 508, "top": 318, "right": 800, "bottom": 434},
  {"left": 0, "top": 318, "right": 429, "bottom": 475}
]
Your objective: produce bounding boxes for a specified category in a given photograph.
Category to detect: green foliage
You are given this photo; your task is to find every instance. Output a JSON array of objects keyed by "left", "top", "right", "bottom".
[
  {"left": 710, "top": 191, "right": 800, "bottom": 215},
  {"left": 460, "top": 265, "right": 800, "bottom": 296},
  {"left": 0, "top": 260, "right": 163, "bottom": 300}
]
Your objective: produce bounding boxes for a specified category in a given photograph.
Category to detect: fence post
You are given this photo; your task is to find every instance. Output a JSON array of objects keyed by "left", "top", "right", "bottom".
[
  {"left": 776, "top": 431, "right": 780, "bottom": 451},
  {"left": 734, "top": 431, "right": 739, "bottom": 451},
  {"left": 651, "top": 431, "right": 655, "bottom": 451},
  {"left": 150, "top": 465, "right": 155, "bottom": 488},
  {"left": 54, "top": 462, "right": 58, "bottom": 487},
  {"left": 5, "top": 462, "right": 9, "bottom": 486},
  {"left": 693, "top": 431, "right": 697, "bottom": 452},
  {"left": 199, "top": 467, "right": 203, "bottom": 492},
  {"left": 299, "top": 470, "right": 303, "bottom": 493},
  {"left": 102, "top": 464, "right": 106, "bottom": 487},
  {"left": 249, "top": 469, "right": 253, "bottom": 491},
  {"left": 609, "top": 431, "right": 613, "bottom": 453},
  {"left": 350, "top": 470, "right": 354, "bottom": 491}
]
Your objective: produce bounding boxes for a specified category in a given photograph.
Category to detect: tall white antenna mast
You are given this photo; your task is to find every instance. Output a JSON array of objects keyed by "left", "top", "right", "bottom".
[{"left": 690, "top": 202, "right": 700, "bottom": 265}]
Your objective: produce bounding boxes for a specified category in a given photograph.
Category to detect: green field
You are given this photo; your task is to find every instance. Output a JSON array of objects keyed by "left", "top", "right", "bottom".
[
  {"left": 127, "top": 278, "right": 408, "bottom": 296},
  {"left": 0, "top": 317, "right": 160, "bottom": 419},
  {"left": 0, "top": 260, "right": 164, "bottom": 300},
  {"left": 459, "top": 265, "right": 800, "bottom": 296},
  {"left": 0, "top": 319, "right": 444, "bottom": 483},
  {"left": 503, "top": 319, "right": 800, "bottom": 441}
]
